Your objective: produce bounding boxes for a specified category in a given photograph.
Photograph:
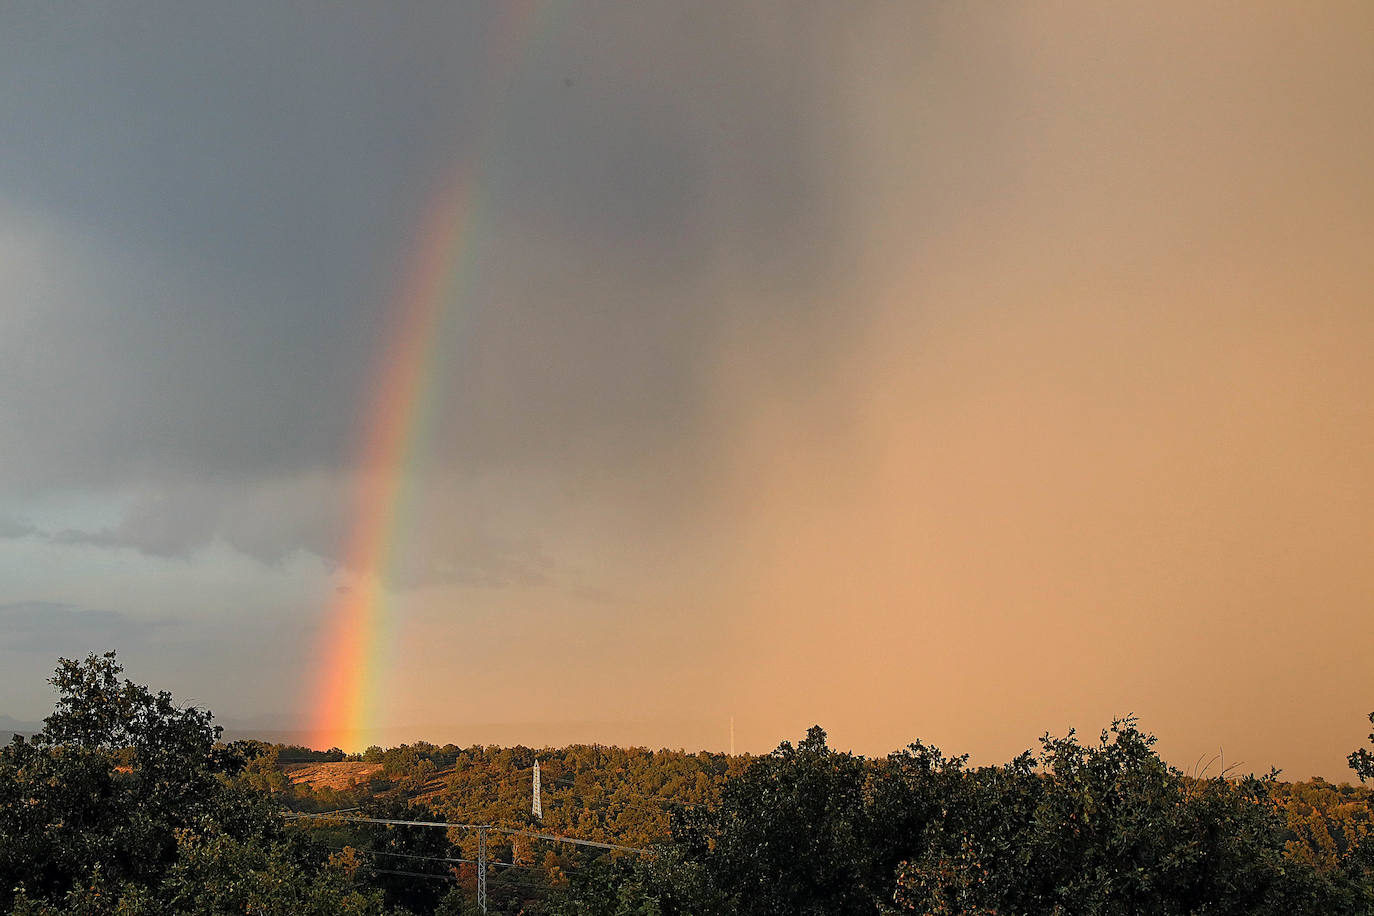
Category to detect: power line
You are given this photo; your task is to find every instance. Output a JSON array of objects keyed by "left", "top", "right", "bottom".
[
  {"left": 362, "top": 866, "right": 455, "bottom": 883},
  {"left": 323, "top": 845, "right": 531, "bottom": 869},
  {"left": 284, "top": 773, "right": 663, "bottom": 912},
  {"left": 286, "top": 812, "right": 651, "bottom": 853},
  {"left": 287, "top": 805, "right": 360, "bottom": 815},
  {"left": 285, "top": 813, "right": 487, "bottom": 829},
  {"left": 436, "top": 768, "right": 683, "bottom": 819},
  {"left": 487, "top": 824, "right": 648, "bottom": 854}
]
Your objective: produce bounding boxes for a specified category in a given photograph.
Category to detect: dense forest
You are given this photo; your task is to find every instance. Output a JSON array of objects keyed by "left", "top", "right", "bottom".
[{"left": 3, "top": 654, "right": 1374, "bottom": 914}]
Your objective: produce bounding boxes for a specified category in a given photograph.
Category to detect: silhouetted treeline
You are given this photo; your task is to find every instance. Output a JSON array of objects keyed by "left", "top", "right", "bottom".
[{"left": 279, "top": 744, "right": 349, "bottom": 763}]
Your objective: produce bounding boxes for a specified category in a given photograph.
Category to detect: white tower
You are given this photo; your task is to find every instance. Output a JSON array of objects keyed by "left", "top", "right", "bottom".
[{"left": 532, "top": 759, "right": 542, "bottom": 820}]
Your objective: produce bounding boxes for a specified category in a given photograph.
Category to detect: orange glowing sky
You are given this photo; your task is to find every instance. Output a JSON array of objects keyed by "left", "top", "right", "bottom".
[{"left": 389, "top": 3, "right": 1374, "bottom": 778}]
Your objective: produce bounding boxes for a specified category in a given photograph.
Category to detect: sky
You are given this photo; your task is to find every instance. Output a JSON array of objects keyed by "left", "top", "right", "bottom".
[{"left": 2, "top": 2, "right": 1372, "bottom": 779}]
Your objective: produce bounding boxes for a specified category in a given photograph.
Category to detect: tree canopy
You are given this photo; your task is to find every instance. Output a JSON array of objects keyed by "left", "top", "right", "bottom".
[
  {"left": 0, "top": 653, "right": 392, "bottom": 914},
  {"left": 5, "top": 654, "right": 1374, "bottom": 914}
]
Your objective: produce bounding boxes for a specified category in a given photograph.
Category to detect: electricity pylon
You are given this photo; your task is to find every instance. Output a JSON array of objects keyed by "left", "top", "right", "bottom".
[
  {"left": 532, "top": 759, "right": 542, "bottom": 820},
  {"left": 477, "top": 826, "right": 487, "bottom": 912}
]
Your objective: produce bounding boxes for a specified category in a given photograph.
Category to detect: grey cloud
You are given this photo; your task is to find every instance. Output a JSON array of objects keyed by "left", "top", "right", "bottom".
[
  {"left": 0, "top": 219, "right": 360, "bottom": 491},
  {"left": 0, "top": 601, "right": 162, "bottom": 655},
  {"left": 0, "top": 5, "right": 872, "bottom": 613},
  {"left": 0, "top": 4, "right": 852, "bottom": 500},
  {"left": 0, "top": 516, "right": 38, "bottom": 539},
  {"left": 46, "top": 484, "right": 327, "bottom": 563},
  {"left": 44, "top": 477, "right": 555, "bottom": 591},
  {"left": 215, "top": 476, "right": 551, "bottom": 589},
  {"left": 54, "top": 489, "right": 222, "bottom": 558},
  {"left": 216, "top": 478, "right": 349, "bottom": 567},
  {"left": 0, "top": 5, "right": 473, "bottom": 304}
]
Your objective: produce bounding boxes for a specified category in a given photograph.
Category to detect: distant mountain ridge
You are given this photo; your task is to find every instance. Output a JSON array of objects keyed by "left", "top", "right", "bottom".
[{"left": 0, "top": 714, "right": 43, "bottom": 743}]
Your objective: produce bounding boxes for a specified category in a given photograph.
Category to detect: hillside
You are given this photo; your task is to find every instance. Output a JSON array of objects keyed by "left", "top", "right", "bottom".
[
  {"left": 241, "top": 737, "right": 1374, "bottom": 870},
  {"left": 283, "top": 761, "right": 384, "bottom": 791},
  {"left": 240, "top": 741, "right": 747, "bottom": 849}
]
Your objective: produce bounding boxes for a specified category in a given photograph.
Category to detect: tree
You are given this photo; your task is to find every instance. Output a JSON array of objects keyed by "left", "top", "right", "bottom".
[
  {"left": 893, "top": 719, "right": 1350, "bottom": 915},
  {"left": 671, "top": 725, "right": 875, "bottom": 915},
  {"left": 0, "top": 653, "right": 394, "bottom": 914},
  {"left": 550, "top": 720, "right": 1371, "bottom": 916},
  {"left": 10, "top": 827, "right": 392, "bottom": 915},
  {"left": 1350, "top": 712, "right": 1374, "bottom": 783}
]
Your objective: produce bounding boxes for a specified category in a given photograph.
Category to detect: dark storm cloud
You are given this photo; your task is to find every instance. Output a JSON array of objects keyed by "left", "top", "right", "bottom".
[
  {"left": 42, "top": 483, "right": 334, "bottom": 565},
  {"left": 53, "top": 489, "right": 221, "bottom": 558},
  {"left": 0, "top": 4, "right": 476, "bottom": 301},
  {"left": 0, "top": 516, "right": 38, "bottom": 539},
  {"left": 0, "top": 4, "right": 853, "bottom": 570},
  {"left": 44, "top": 477, "right": 555, "bottom": 589},
  {"left": 0, "top": 601, "right": 162, "bottom": 655}
]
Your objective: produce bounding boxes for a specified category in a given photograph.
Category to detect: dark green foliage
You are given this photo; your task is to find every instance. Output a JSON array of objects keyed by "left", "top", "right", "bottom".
[
  {"left": 10, "top": 828, "right": 392, "bottom": 915},
  {"left": 0, "top": 652, "right": 262, "bottom": 906},
  {"left": 275, "top": 744, "right": 349, "bottom": 764},
  {"left": 0, "top": 653, "right": 393, "bottom": 914},
  {"left": 861, "top": 737, "right": 973, "bottom": 905},
  {"left": 1351, "top": 713, "right": 1374, "bottom": 784},
  {"left": 555, "top": 720, "right": 1374, "bottom": 916},
  {"left": 893, "top": 720, "right": 1351, "bottom": 915},
  {"left": 351, "top": 795, "right": 456, "bottom": 914},
  {"left": 547, "top": 849, "right": 723, "bottom": 916},
  {"left": 673, "top": 725, "right": 872, "bottom": 915}
]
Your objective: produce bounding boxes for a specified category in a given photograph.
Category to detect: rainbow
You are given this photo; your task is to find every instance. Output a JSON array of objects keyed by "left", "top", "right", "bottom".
[{"left": 308, "top": 4, "right": 552, "bottom": 751}]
